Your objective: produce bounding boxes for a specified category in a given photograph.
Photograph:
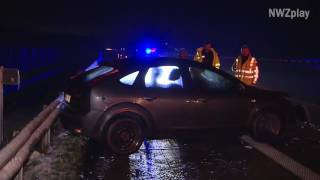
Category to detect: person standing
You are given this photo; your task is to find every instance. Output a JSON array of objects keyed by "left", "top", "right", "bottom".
[
  {"left": 179, "top": 49, "right": 189, "bottom": 59},
  {"left": 194, "top": 41, "right": 220, "bottom": 69},
  {"left": 232, "top": 45, "right": 259, "bottom": 85}
]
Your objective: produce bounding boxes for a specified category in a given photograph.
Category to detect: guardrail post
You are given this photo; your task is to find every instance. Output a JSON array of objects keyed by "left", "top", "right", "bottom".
[
  {"left": 38, "top": 105, "right": 51, "bottom": 153},
  {"left": 0, "top": 66, "right": 4, "bottom": 146},
  {"left": 14, "top": 167, "right": 23, "bottom": 180},
  {"left": 0, "top": 67, "right": 20, "bottom": 146},
  {"left": 40, "top": 128, "right": 51, "bottom": 153}
]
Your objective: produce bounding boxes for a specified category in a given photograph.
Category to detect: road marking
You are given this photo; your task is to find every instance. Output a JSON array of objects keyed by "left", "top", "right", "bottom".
[{"left": 240, "top": 135, "right": 320, "bottom": 180}]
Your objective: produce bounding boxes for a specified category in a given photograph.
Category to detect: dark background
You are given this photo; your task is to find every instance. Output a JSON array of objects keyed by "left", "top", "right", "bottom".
[{"left": 0, "top": 0, "right": 319, "bottom": 58}]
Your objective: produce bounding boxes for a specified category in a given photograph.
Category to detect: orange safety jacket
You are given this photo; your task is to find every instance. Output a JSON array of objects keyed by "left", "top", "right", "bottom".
[
  {"left": 194, "top": 47, "right": 221, "bottom": 69},
  {"left": 232, "top": 56, "right": 259, "bottom": 85}
]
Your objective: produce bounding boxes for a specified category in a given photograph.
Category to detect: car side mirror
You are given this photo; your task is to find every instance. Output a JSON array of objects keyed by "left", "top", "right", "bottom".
[{"left": 238, "top": 83, "right": 246, "bottom": 92}]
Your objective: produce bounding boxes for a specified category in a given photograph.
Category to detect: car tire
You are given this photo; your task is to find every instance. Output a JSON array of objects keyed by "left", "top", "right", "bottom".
[
  {"left": 105, "top": 117, "right": 144, "bottom": 155},
  {"left": 252, "top": 112, "right": 284, "bottom": 142}
]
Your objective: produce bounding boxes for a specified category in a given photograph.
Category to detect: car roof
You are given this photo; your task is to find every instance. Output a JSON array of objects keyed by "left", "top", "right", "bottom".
[
  {"left": 98, "top": 57, "right": 243, "bottom": 86},
  {"left": 101, "top": 57, "right": 207, "bottom": 69}
]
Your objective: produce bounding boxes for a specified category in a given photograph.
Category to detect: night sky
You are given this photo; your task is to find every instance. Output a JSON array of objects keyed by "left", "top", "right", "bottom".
[{"left": 0, "top": 0, "right": 319, "bottom": 58}]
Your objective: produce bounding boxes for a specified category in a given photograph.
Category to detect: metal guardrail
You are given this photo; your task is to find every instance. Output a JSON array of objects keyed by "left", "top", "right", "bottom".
[
  {"left": 220, "top": 56, "right": 320, "bottom": 64},
  {"left": 241, "top": 135, "right": 320, "bottom": 180},
  {"left": 0, "top": 99, "right": 60, "bottom": 180}
]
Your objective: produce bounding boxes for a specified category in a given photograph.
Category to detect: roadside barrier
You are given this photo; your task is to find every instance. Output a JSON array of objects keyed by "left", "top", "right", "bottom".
[
  {"left": 241, "top": 135, "right": 320, "bottom": 180},
  {"left": 0, "top": 99, "right": 61, "bottom": 180},
  {"left": 221, "top": 56, "right": 320, "bottom": 64}
]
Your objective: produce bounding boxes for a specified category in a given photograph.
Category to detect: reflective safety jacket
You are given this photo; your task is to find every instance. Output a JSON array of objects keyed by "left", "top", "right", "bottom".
[
  {"left": 194, "top": 47, "right": 221, "bottom": 69},
  {"left": 232, "top": 56, "right": 259, "bottom": 85}
]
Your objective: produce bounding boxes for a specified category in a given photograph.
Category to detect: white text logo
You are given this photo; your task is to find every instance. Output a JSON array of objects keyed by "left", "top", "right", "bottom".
[{"left": 269, "top": 8, "right": 310, "bottom": 20}]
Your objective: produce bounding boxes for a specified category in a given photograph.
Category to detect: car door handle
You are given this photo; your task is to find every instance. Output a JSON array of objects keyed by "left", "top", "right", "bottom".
[
  {"left": 143, "top": 97, "right": 157, "bottom": 101},
  {"left": 197, "top": 98, "right": 207, "bottom": 103},
  {"left": 186, "top": 98, "right": 207, "bottom": 103}
]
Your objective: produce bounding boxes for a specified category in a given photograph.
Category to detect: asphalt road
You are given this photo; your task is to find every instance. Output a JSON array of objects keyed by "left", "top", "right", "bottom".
[
  {"left": 80, "top": 133, "right": 301, "bottom": 180},
  {"left": 79, "top": 123, "right": 320, "bottom": 180}
]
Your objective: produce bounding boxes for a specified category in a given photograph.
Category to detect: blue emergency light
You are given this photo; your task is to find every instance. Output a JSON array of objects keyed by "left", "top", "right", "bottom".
[{"left": 145, "top": 48, "right": 157, "bottom": 54}]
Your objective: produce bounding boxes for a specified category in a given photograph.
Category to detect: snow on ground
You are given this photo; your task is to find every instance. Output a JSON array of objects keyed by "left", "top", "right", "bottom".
[{"left": 24, "top": 122, "right": 88, "bottom": 180}]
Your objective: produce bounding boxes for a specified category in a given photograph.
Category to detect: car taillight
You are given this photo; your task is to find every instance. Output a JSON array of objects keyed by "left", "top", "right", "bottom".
[{"left": 69, "top": 71, "right": 84, "bottom": 80}]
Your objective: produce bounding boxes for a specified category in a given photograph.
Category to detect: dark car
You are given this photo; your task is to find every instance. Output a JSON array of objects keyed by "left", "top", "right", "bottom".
[{"left": 60, "top": 57, "right": 298, "bottom": 155}]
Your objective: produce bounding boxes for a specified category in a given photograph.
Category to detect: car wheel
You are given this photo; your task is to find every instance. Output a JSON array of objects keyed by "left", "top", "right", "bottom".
[
  {"left": 252, "top": 112, "right": 284, "bottom": 142},
  {"left": 106, "top": 118, "right": 144, "bottom": 155}
]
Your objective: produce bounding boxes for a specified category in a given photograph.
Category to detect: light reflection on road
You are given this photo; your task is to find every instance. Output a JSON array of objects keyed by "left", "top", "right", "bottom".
[{"left": 81, "top": 136, "right": 300, "bottom": 180}]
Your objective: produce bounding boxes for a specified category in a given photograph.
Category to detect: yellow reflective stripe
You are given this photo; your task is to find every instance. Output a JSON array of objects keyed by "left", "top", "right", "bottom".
[
  {"left": 250, "top": 58, "right": 256, "bottom": 67},
  {"left": 236, "top": 70, "right": 254, "bottom": 74},
  {"left": 253, "top": 66, "right": 259, "bottom": 82},
  {"left": 244, "top": 76, "right": 254, "bottom": 78},
  {"left": 243, "top": 70, "right": 254, "bottom": 73},
  {"left": 235, "top": 75, "right": 254, "bottom": 78}
]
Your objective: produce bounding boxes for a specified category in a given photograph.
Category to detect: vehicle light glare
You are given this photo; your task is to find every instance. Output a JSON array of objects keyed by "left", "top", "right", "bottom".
[
  {"left": 145, "top": 48, "right": 152, "bottom": 54},
  {"left": 74, "top": 128, "right": 82, "bottom": 134},
  {"left": 145, "top": 48, "right": 157, "bottom": 54}
]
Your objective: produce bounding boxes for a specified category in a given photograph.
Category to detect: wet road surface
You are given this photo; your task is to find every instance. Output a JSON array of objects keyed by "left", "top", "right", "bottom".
[
  {"left": 274, "top": 122, "right": 320, "bottom": 174},
  {"left": 80, "top": 134, "right": 299, "bottom": 180}
]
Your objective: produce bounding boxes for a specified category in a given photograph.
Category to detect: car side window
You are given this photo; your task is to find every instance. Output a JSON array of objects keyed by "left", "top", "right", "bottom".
[
  {"left": 189, "top": 67, "right": 234, "bottom": 90},
  {"left": 144, "top": 66, "right": 184, "bottom": 89},
  {"left": 84, "top": 66, "right": 114, "bottom": 82},
  {"left": 119, "top": 71, "right": 140, "bottom": 86}
]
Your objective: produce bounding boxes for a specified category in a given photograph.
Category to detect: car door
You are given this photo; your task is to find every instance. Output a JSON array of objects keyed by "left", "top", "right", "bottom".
[
  {"left": 186, "top": 66, "right": 249, "bottom": 128},
  {"left": 135, "top": 64, "right": 196, "bottom": 132}
]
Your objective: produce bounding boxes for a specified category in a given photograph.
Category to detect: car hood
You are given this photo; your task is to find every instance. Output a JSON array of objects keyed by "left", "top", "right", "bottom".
[{"left": 245, "top": 86, "right": 289, "bottom": 98}]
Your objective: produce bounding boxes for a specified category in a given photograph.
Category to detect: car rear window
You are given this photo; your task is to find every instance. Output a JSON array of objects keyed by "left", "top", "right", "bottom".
[{"left": 85, "top": 66, "right": 114, "bottom": 82}]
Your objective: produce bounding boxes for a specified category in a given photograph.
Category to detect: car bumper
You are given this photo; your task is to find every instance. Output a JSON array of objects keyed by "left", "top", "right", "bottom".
[
  {"left": 59, "top": 102, "right": 83, "bottom": 131},
  {"left": 59, "top": 102, "right": 105, "bottom": 139}
]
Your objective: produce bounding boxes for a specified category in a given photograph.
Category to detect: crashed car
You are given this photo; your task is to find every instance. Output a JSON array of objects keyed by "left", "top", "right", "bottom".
[{"left": 60, "top": 57, "right": 299, "bottom": 155}]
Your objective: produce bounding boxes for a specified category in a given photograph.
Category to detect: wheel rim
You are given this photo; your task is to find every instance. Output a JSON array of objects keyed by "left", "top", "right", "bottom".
[
  {"left": 107, "top": 119, "right": 142, "bottom": 153},
  {"left": 256, "top": 113, "right": 281, "bottom": 137}
]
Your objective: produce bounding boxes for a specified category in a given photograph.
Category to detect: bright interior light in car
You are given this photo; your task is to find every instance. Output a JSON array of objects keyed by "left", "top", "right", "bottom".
[
  {"left": 145, "top": 66, "right": 183, "bottom": 88},
  {"left": 119, "top": 71, "right": 140, "bottom": 85}
]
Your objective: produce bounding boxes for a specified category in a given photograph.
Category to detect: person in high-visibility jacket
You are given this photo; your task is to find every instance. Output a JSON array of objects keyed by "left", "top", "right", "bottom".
[
  {"left": 232, "top": 45, "right": 259, "bottom": 85},
  {"left": 194, "top": 41, "right": 221, "bottom": 69}
]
